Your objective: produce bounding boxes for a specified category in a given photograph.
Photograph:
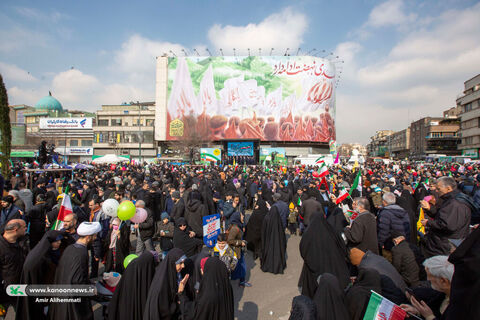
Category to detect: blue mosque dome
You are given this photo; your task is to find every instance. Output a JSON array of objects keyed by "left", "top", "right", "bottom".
[{"left": 35, "top": 92, "right": 63, "bottom": 112}]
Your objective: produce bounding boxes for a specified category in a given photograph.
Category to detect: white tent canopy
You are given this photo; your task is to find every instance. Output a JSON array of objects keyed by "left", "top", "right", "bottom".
[{"left": 92, "top": 154, "right": 129, "bottom": 164}]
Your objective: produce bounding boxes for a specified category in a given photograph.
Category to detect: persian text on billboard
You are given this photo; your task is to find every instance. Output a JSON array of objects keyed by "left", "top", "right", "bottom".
[
  {"left": 39, "top": 118, "right": 93, "bottom": 130},
  {"left": 166, "top": 56, "right": 336, "bottom": 142}
]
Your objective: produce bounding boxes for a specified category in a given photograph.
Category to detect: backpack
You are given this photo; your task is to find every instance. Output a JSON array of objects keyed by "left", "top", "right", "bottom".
[{"left": 455, "top": 192, "right": 480, "bottom": 225}]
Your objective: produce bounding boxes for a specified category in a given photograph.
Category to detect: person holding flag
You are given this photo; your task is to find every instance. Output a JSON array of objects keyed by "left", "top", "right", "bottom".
[{"left": 343, "top": 197, "right": 379, "bottom": 255}]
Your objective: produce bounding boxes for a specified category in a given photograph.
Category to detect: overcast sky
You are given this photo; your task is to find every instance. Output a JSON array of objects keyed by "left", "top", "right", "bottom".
[{"left": 1, "top": 0, "right": 479, "bottom": 144}]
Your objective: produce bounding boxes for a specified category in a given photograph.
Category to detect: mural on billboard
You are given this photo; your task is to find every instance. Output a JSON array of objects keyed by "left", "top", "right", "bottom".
[{"left": 166, "top": 56, "right": 336, "bottom": 142}]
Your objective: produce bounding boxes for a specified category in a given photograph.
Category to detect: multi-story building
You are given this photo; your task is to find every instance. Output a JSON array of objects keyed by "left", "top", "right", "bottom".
[
  {"left": 8, "top": 93, "right": 95, "bottom": 163},
  {"left": 388, "top": 128, "right": 410, "bottom": 159},
  {"left": 458, "top": 74, "right": 480, "bottom": 159},
  {"left": 367, "top": 130, "right": 394, "bottom": 157},
  {"left": 93, "top": 102, "right": 156, "bottom": 160},
  {"left": 337, "top": 143, "right": 367, "bottom": 158},
  {"left": 409, "top": 108, "right": 460, "bottom": 159}
]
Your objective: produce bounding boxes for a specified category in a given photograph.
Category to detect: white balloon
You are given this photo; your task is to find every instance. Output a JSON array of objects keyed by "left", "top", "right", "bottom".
[{"left": 102, "top": 199, "right": 119, "bottom": 217}]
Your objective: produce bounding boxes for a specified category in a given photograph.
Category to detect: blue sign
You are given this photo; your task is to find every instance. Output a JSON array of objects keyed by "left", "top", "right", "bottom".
[
  {"left": 202, "top": 214, "right": 221, "bottom": 247},
  {"left": 227, "top": 141, "right": 254, "bottom": 156}
]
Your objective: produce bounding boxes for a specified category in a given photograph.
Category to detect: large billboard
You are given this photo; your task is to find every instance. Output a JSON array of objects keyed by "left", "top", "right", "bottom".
[
  {"left": 39, "top": 118, "right": 93, "bottom": 130},
  {"left": 165, "top": 56, "right": 336, "bottom": 142}
]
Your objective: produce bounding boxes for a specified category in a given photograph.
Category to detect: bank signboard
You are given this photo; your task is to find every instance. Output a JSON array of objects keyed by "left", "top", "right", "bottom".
[
  {"left": 39, "top": 118, "right": 93, "bottom": 130},
  {"left": 56, "top": 147, "right": 93, "bottom": 156}
]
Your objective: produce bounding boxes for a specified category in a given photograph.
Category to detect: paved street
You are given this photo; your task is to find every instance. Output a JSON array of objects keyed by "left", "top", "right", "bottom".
[{"left": 232, "top": 233, "right": 302, "bottom": 320}]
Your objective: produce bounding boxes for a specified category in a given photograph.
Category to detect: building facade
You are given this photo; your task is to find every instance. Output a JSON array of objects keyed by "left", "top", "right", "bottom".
[
  {"left": 458, "top": 74, "right": 480, "bottom": 158},
  {"left": 93, "top": 102, "right": 156, "bottom": 160},
  {"left": 8, "top": 93, "right": 94, "bottom": 163},
  {"left": 337, "top": 143, "right": 367, "bottom": 158},
  {"left": 409, "top": 112, "right": 460, "bottom": 159},
  {"left": 367, "top": 130, "right": 394, "bottom": 157},
  {"left": 388, "top": 128, "right": 410, "bottom": 159}
]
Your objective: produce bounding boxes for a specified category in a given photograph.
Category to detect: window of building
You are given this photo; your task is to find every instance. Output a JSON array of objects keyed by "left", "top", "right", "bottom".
[
  {"left": 81, "top": 140, "right": 92, "bottom": 146},
  {"left": 146, "top": 119, "right": 154, "bottom": 126},
  {"left": 97, "top": 119, "right": 109, "bottom": 126},
  {"left": 143, "top": 131, "right": 154, "bottom": 143},
  {"left": 57, "top": 140, "right": 65, "bottom": 146},
  {"left": 112, "top": 119, "right": 122, "bottom": 126},
  {"left": 70, "top": 140, "right": 78, "bottom": 147},
  {"left": 464, "top": 136, "right": 474, "bottom": 145},
  {"left": 464, "top": 103, "right": 473, "bottom": 112}
]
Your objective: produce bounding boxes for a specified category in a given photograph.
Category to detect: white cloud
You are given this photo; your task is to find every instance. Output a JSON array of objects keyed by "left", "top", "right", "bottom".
[
  {"left": 51, "top": 69, "right": 100, "bottom": 108},
  {"left": 113, "top": 34, "right": 185, "bottom": 74},
  {"left": 207, "top": 7, "right": 307, "bottom": 55},
  {"left": 0, "top": 25, "right": 49, "bottom": 52},
  {"left": 336, "top": 2, "right": 480, "bottom": 144},
  {"left": 0, "top": 62, "right": 37, "bottom": 83},
  {"left": 366, "top": 0, "right": 416, "bottom": 28},
  {"left": 15, "top": 7, "right": 69, "bottom": 23}
]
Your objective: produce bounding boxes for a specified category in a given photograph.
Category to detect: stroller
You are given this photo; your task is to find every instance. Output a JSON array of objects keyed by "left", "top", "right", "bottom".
[{"left": 92, "top": 272, "right": 121, "bottom": 320}]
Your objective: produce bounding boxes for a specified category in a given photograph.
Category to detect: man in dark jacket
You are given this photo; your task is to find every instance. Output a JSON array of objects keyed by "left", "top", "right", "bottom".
[
  {"left": 299, "top": 195, "right": 323, "bottom": 228},
  {"left": 377, "top": 192, "right": 411, "bottom": 252},
  {"left": 344, "top": 197, "right": 379, "bottom": 254},
  {"left": 87, "top": 198, "right": 110, "bottom": 278},
  {"left": 134, "top": 200, "right": 155, "bottom": 254},
  {"left": 25, "top": 194, "right": 48, "bottom": 249},
  {"left": 170, "top": 191, "right": 185, "bottom": 223},
  {"left": 0, "top": 219, "right": 27, "bottom": 311},
  {"left": 0, "top": 196, "right": 22, "bottom": 232},
  {"left": 420, "top": 176, "right": 471, "bottom": 257},
  {"left": 391, "top": 230, "right": 419, "bottom": 287}
]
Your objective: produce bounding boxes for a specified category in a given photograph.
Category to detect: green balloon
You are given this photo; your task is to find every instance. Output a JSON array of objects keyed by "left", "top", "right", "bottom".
[
  {"left": 117, "top": 201, "right": 136, "bottom": 221},
  {"left": 123, "top": 254, "right": 138, "bottom": 269}
]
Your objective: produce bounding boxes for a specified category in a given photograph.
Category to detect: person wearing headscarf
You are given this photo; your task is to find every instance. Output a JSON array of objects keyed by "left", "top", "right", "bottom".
[
  {"left": 312, "top": 273, "right": 350, "bottom": 320},
  {"left": 108, "top": 251, "right": 157, "bottom": 320},
  {"left": 15, "top": 230, "right": 64, "bottom": 320},
  {"left": 443, "top": 226, "right": 480, "bottom": 319},
  {"left": 260, "top": 196, "right": 287, "bottom": 275},
  {"left": 104, "top": 217, "right": 131, "bottom": 274},
  {"left": 179, "top": 257, "right": 234, "bottom": 320},
  {"left": 288, "top": 295, "right": 317, "bottom": 320},
  {"left": 298, "top": 214, "right": 350, "bottom": 298},
  {"left": 345, "top": 268, "right": 382, "bottom": 320},
  {"left": 244, "top": 194, "right": 268, "bottom": 260},
  {"left": 173, "top": 218, "right": 203, "bottom": 258},
  {"left": 143, "top": 248, "right": 187, "bottom": 320}
]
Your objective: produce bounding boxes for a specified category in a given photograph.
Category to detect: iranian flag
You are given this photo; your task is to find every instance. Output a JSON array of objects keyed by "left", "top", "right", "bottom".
[
  {"left": 336, "top": 187, "right": 349, "bottom": 204},
  {"left": 346, "top": 210, "right": 358, "bottom": 221},
  {"left": 53, "top": 189, "right": 72, "bottom": 230},
  {"left": 315, "top": 156, "right": 325, "bottom": 165},
  {"left": 363, "top": 291, "right": 407, "bottom": 320},
  {"left": 318, "top": 163, "right": 329, "bottom": 177}
]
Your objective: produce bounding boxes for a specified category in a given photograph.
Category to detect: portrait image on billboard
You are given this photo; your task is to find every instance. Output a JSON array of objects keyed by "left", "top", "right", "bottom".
[{"left": 165, "top": 56, "right": 336, "bottom": 142}]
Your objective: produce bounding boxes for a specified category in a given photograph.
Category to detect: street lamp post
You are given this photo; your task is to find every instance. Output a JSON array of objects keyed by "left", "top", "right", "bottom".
[{"left": 137, "top": 101, "right": 141, "bottom": 163}]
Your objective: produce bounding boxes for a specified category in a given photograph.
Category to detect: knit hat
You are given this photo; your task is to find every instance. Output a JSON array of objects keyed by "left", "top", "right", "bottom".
[{"left": 161, "top": 212, "right": 169, "bottom": 221}]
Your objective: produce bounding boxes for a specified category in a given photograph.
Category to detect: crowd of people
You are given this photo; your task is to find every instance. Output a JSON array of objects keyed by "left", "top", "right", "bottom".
[{"left": 0, "top": 159, "right": 478, "bottom": 319}]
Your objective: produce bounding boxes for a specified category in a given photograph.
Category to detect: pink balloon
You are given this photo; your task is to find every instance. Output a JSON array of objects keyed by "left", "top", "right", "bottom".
[{"left": 130, "top": 207, "right": 147, "bottom": 224}]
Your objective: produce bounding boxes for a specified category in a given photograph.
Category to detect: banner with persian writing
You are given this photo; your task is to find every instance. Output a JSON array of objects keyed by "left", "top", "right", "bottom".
[{"left": 166, "top": 56, "right": 336, "bottom": 142}]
